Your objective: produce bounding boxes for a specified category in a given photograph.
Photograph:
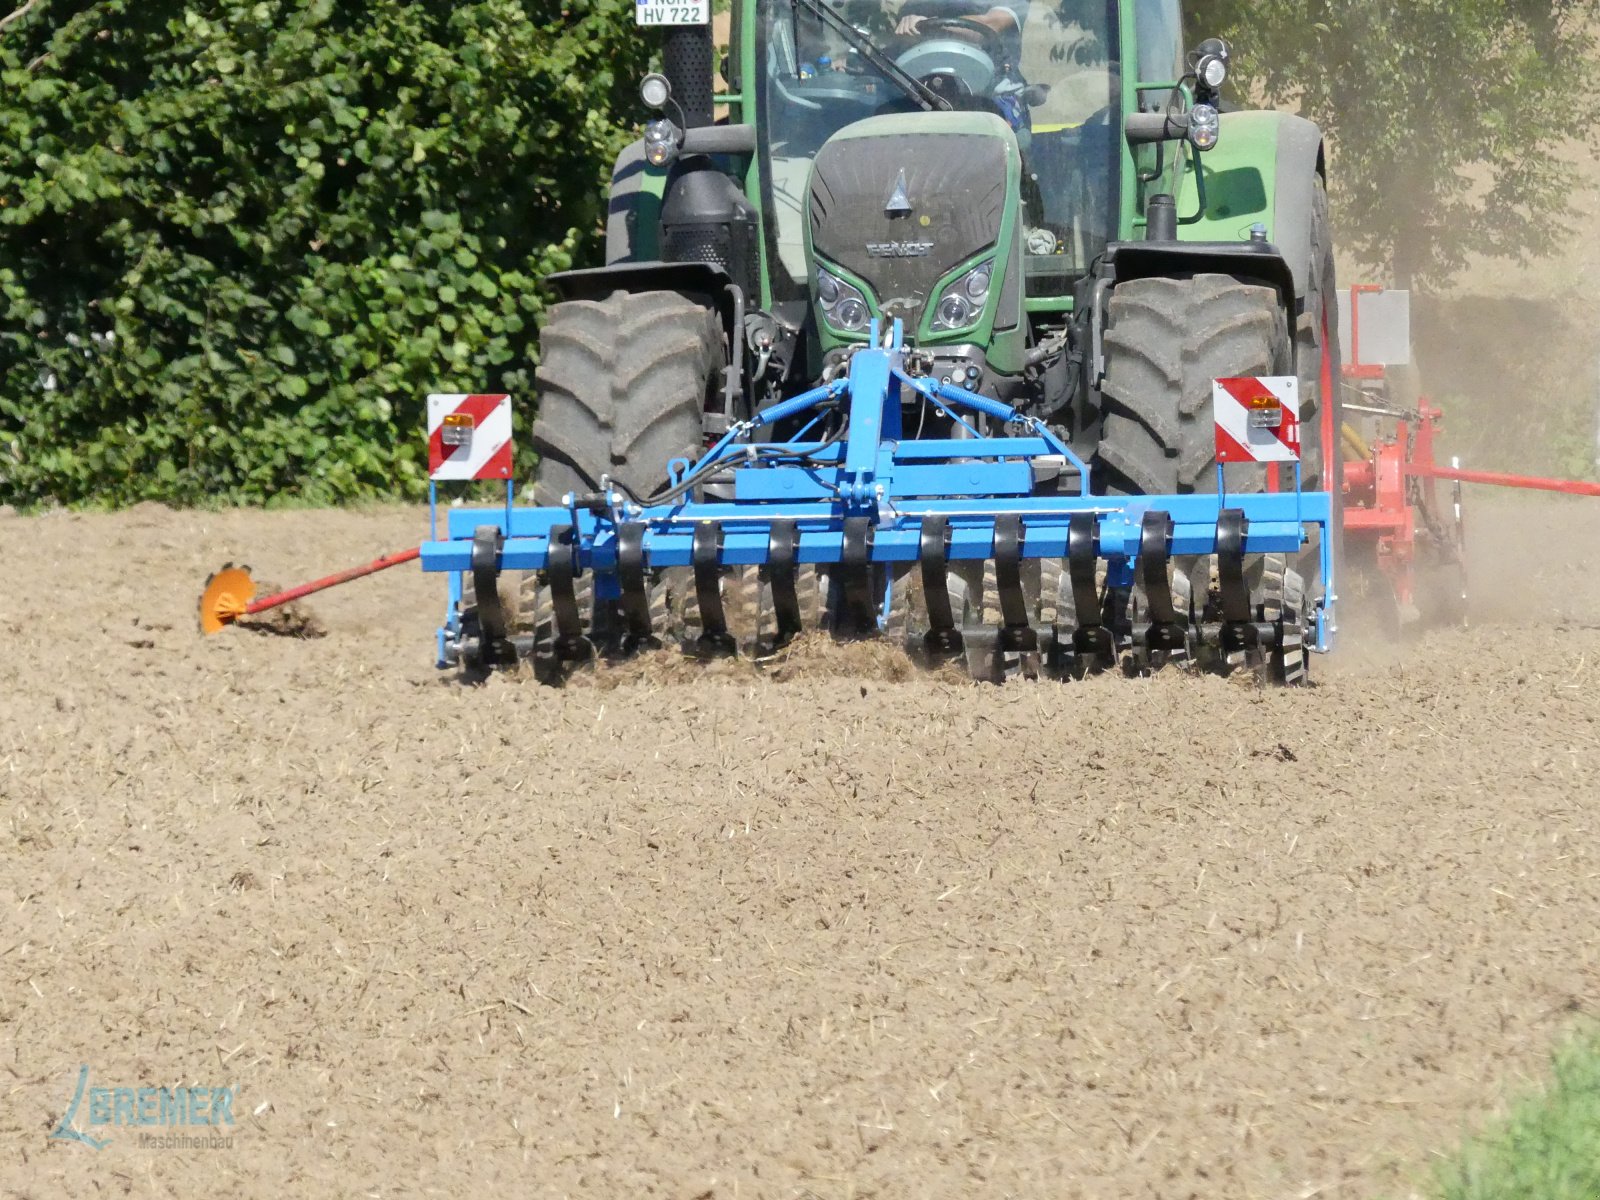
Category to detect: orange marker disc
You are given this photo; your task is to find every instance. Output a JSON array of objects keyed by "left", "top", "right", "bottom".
[{"left": 199, "top": 564, "right": 257, "bottom": 635}]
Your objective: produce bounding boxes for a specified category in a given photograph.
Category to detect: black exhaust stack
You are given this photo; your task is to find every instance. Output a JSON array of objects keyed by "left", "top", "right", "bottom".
[
  {"left": 657, "top": 23, "right": 757, "bottom": 299},
  {"left": 1145, "top": 193, "right": 1178, "bottom": 242},
  {"left": 663, "top": 26, "right": 716, "bottom": 129}
]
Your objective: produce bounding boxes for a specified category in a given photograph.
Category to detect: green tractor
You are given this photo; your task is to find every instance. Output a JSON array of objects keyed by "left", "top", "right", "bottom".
[{"left": 524, "top": 0, "right": 1340, "bottom": 667}]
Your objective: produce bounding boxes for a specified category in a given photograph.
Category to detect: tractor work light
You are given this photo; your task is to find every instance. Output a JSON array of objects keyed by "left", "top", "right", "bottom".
[
  {"left": 816, "top": 267, "right": 871, "bottom": 333},
  {"left": 1192, "top": 38, "right": 1230, "bottom": 93},
  {"left": 1188, "top": 103, "right": 1220, "bottom": 151},
  {"left": 639, "top": 73, "right": 672, "bottom": 110},
  {"left": 643, "top": 118, "right": 681, "bottom": 167},
  {"left": 930, "top": 260, "right": 994, "bottom": 333}
]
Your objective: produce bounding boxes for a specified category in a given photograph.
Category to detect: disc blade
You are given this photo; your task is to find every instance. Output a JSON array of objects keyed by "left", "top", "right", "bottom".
[{"left": 199, "top": 566, "right": 256, "bottom": 635}]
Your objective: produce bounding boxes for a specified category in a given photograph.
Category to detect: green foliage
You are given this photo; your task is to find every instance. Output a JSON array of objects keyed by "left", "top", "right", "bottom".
[
  {"left": 1192, "top": 0, "right": 1600, "bottom": 286},
  {"left": 9, "top": 1, "right": 1597, "bottom": 504},
  {"left": 0, "top": 0, "right": 648, "bottom": 506},
  {"left": 1432, "top": 1026, "right": 1600, "bottom": 1200}
]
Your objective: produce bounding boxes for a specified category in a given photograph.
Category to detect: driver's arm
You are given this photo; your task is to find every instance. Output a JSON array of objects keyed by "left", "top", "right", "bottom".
[
  {"left": 896, "top": 2, "right": 1022, "bottom": 37},
  {"left": 970, "top": 4, "right": 1021, "bottom": 33}
]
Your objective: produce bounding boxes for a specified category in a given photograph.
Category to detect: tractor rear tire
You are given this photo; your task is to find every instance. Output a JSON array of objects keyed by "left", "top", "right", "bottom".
[{"left": 1097, "top": 273, "right": 1291, "bottom": 496}]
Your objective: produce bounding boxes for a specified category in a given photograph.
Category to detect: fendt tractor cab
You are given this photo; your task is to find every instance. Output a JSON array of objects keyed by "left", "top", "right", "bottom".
[{"left": 432, "top": 0, "right": 1342, "bottom": 682}]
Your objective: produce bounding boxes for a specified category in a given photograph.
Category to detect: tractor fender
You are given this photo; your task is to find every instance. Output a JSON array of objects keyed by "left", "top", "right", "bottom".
[
  {"left": 1093, "top": 240, "right": 1297, "bottom": 388},
  {"left": 1172, "top": 110, "right": 1325, "bottom": 301},
  {"left": 546, "top": 260, "right": 739, "bottom": 377},
  {"left": 605, "top": 140, "right": 667, "bottom": 264},
  {"left": 547, "top": 260, "right": 733, "bottom": 307},
  {"left": 546, "top": 261, "right": 743, "bottom": 422},
  {"left": 1267, "top": 114, "right": 1326, "bottom": 301}
]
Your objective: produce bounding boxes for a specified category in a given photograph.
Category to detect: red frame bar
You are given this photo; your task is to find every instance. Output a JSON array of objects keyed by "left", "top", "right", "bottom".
[
  {"left": 1407, "top": 464, "right": 1600, "bottom": 498},
  {"left": 245, "top": 546, "right": 422, "bottom": 614}
]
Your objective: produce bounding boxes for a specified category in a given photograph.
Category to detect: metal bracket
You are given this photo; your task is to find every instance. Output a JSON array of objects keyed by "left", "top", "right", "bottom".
[
  {"left": 1216, "top": 508, "right": 1258, "bottom": 653},
  {"left": 545, "top": 524, "right": 593, "bottom": 663},
  {"left": 1139, "top": 510, "right": 1188, "bottom": 655},
  {"left": 840, "top": 516, "right": 878, "bottom": 637},
  {"left": 1068, "top": 513, "right": 1115, "bottom": 669},
  {"left": 469, "top": 525, "right": 514, "bottom": 668},
  {"left": 993, "top": 514, "right": 1038, "bottom": 654},
  {"left": 919, "top": 515, "right": 963, "bottom": 660},
  {"left": 692, "top": 522, "right": 736, "bottom": 657},
  {"left": 764, "top": 519, "right": 803, "bottom": 650},
  {"left": 616, "top": 521, "right": 659, "bottom": 654}
]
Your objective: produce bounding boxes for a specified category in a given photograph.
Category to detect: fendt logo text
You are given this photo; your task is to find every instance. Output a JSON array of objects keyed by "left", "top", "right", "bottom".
[{"left": 865, "top": 240, "right": 933, "bottom": 257}]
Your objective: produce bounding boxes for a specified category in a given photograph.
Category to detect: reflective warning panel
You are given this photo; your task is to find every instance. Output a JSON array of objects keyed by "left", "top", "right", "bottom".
[
  {"left": 1213, "top": 377, "right": 1300, "bottom": 464},
  {"left": 427, "top": 394, "right": 512, "bottom": 481}
]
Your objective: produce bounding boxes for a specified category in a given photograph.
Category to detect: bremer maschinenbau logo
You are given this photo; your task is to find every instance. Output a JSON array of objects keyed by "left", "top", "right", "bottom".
[{"left": 49, "top": 1065, "right": 236, "bottom": 1150}]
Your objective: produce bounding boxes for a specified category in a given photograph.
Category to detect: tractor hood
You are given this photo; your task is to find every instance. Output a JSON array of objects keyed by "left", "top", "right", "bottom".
[{"left": 805, "top": 111, "right": 1022, "bottom": 346}]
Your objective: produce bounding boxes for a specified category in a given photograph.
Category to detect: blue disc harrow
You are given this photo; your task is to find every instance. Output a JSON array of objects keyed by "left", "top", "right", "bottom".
[{"left": 422, "top": 322, "right": 1336, "bottom": 683}]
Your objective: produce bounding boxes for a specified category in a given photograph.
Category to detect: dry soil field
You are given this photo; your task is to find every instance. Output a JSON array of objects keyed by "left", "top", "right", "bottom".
[{"left": 2, "top": 497, "right": 1598, "bottom": 1198}]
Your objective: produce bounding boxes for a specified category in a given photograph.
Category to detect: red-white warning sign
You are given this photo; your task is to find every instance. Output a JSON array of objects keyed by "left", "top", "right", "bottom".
[
  {"left": 1213, "top": 376, "right": 1300, "bottom": 464},
  {"left": 427, "top": 393, "right": 513, "bottom": 481}
]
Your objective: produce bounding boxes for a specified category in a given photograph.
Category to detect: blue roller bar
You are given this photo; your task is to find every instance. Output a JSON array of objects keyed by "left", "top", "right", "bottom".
[{"left": 423, "top": 320, "right": 1337, "bottom": 658}]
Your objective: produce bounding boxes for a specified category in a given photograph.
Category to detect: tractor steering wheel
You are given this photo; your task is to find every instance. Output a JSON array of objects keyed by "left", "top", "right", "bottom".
[
  {"left": 894, "top": 15, "right": 1003, "bottom": 97},
  {"left": 909, "top": 16, "right": 1005, "bottom": 60}
]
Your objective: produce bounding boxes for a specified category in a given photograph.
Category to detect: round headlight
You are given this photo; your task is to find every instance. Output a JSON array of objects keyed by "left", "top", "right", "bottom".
[
  {"left": 816, "top": 271, "right": 840, "bottom": 305},
  {"left": 1198, "top": 56, "right": 1227, "bottom": 90},
  {"left": 834, "top": 297, "right": 869, "bottom": 331},
  {"left": 936, "top": 293, "right": 971, "bottom": 329},
  {"left": 640, "top": 73, "right": 672, "bottom": 110},
  {"left": 963, "top": 265, "right": 992, "bottom": 302}
]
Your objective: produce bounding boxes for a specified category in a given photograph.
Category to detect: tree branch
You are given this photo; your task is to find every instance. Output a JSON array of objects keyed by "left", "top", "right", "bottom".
[{"left": 0, "top": 0, "right": 41, "bottom": 37}]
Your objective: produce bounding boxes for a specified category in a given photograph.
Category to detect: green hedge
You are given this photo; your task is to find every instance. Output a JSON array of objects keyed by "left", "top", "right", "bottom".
[{"left": 0, "top": 0, "right": 648, "bottom": 506}]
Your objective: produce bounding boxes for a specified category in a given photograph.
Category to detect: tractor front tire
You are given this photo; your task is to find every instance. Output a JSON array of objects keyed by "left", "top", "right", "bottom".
[
  {"left": 459, "top": 290, "right": 721, "bottom": 677},
  {"left": 530, "top": 290, "right": 721, "bottom": 505},
  {"left": 529, "top": 289, "right": 721, "bottom": 657},
  {"left": 1097, "top": 273, "right": 1290, "bottom": 496}
]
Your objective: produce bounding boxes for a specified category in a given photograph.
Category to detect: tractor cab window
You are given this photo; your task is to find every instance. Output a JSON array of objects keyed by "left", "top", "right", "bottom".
[
  {"left": 1013, "top": 0, "right": 1120, "bottom": 295},
  {"left": 758, "top": 0, "right": 1121, "bottom": 299},
  {"left": 1134, "top": 0, "right": 1183, "bottom": 84}
]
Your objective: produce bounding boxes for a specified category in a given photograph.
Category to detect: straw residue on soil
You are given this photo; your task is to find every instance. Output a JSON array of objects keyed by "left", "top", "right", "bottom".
[
  {"left": 562, "top": 630, "right": 940, "bottom": 690},
  {"left": 1, "top": 497, "right": 1597, "bottom": 1199}
]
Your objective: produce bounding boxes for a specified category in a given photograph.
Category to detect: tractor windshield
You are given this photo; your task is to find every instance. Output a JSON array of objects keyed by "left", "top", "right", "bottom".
[{"left": 757, "top": 0, "right": 1122, "bottom": 300}]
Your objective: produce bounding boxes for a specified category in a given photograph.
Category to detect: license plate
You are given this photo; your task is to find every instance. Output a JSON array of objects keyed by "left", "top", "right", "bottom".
[
  {"left": 1248, "top": 407, "right": 1283, "bottom": 430},
  {"left": 441, "top": 413, "right": 474, "bottom": 446},
  {"left": 635, "top": 0, "right": 708, "bottom": 24}
]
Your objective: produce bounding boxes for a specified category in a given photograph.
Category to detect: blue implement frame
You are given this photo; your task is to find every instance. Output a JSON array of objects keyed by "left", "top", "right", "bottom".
[{"left": 422, "top": 321, "right": 1336, "bottom": 669}]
